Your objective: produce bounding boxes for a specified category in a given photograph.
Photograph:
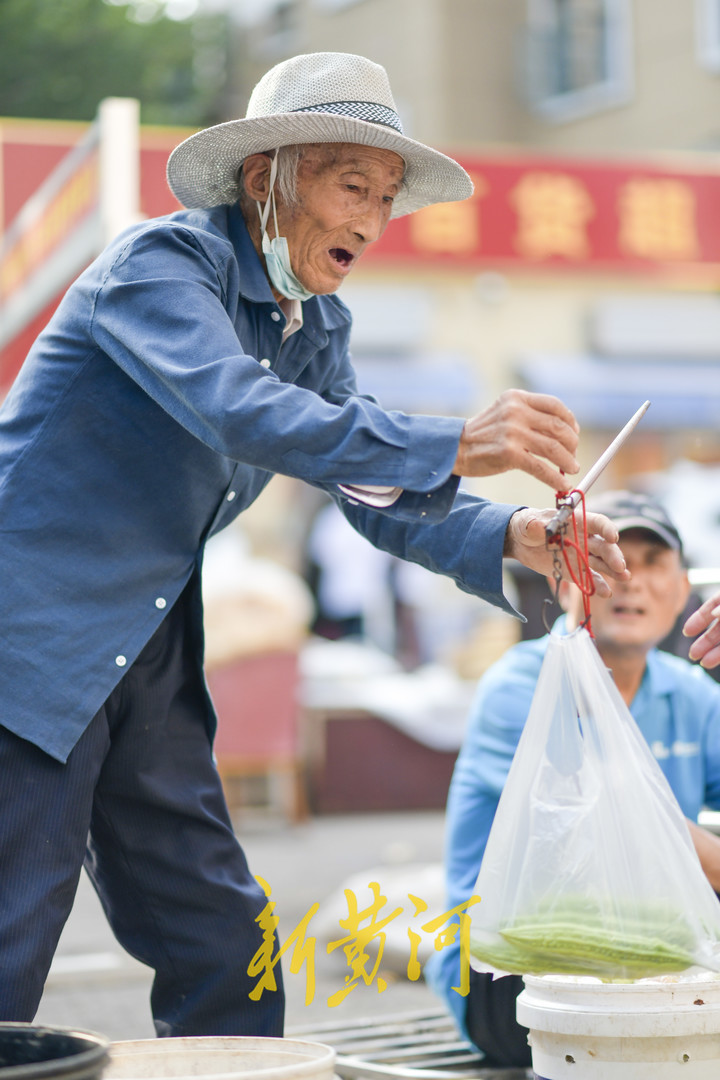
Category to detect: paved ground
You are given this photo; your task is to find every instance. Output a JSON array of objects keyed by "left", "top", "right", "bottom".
[{"left": 34, "top": 809, "right": 450, "bottom": 1042}]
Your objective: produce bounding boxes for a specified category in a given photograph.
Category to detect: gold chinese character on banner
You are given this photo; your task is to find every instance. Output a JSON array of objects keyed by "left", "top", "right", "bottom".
[
  {"left": 510, "top": 172, "right": 595, "bottom": 260},
  {"left": 617, "top": 178, "right": 699, "bottom": 260},
  {"left": 410, "top": 175, "right": 486, "bottom": 254}
]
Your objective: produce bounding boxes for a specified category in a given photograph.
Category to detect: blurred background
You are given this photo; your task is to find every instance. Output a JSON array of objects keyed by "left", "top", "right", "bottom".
[{"left": 4, "top": 0, "right": 720, "bottom": 1038}]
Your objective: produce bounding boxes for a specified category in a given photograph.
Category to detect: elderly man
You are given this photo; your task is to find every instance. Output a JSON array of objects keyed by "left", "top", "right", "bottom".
[
  {"left": 0, "top": 52, "right": 626, "bottom": 1034},
  {"left": 426, "top": 491, "right": 720, "bottom": 1071}
]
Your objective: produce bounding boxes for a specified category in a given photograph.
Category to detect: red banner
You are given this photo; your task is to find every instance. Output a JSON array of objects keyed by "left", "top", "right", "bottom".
[{"left": 364, "top": 152, "right": 720, "bottom": 278}]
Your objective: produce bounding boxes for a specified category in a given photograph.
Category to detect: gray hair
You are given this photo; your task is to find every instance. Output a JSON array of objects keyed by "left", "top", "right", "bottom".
[
  {"left": 274, "top": 145, "right": 303, "bottom": 206},
  {"left": 237, "top": 145, "right": 304, "bottom": 209}
]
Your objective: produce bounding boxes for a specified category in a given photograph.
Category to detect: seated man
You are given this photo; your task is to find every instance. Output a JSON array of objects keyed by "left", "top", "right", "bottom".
[{"left": 425, "top": 490, "right": 720, "bottom": 1071}]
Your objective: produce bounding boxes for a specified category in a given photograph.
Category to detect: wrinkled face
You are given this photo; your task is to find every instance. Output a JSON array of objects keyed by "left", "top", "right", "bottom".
[
  {"left": 564, "top": 529, "right": 690, "bottom": 653},
  {"left": 273, "top": 143, "right": 405, "bottom": 294}
]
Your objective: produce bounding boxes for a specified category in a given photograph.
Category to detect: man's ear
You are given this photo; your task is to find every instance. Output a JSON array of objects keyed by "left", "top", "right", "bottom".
[{"left": 242, "top": 154, "right": 274, "bottom": 202}]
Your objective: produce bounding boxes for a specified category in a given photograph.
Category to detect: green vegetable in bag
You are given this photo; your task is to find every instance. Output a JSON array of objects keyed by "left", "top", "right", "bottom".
[{"left": 470, "top": 894, "right": 697, "bottom": 979}]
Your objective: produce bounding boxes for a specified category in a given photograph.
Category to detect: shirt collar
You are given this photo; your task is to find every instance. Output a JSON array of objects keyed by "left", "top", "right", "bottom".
[
  {"left": 226, "top": 203, "right": 276, "bottom": 304},
  {"left": 224, "top": 203, "right": 352, "bottom": 336}
]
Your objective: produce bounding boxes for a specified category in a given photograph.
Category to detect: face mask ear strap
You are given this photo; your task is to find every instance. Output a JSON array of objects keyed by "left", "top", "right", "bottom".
[{"left": 257, "top": 152, "right": 280, "bottom": 235}]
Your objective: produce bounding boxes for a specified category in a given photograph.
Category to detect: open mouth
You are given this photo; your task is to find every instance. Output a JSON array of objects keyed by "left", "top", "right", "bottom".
[
  {"left": 613, "top": 604, "right": 645, "bottom": 616},
  {"left": 329, "top": 247, "right": 355, "bottom": 269}
]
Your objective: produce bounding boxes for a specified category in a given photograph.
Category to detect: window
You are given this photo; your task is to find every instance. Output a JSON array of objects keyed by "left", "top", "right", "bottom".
[
  {"left": 524, "top": 0, "right": 633, "bottom": 121},
  {"left": 696, "top": 0, "right": 720, "bottom": 72}
]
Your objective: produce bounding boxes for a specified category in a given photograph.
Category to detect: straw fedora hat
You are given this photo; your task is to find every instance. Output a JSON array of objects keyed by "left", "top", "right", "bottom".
[{"left": 166, "top": 51, "right": 473, "bottom": 218}]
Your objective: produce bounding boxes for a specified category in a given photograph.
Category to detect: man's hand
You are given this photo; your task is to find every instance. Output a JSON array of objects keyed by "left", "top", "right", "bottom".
[
  {"left": 453, "top": 389, "right": 580, "bottom": 490},
  {"left": 683, "top": 592, "right": 720, "bottom": 669},
  {"left": 503, "top": 508, "right": 630, "bottom": 597}
]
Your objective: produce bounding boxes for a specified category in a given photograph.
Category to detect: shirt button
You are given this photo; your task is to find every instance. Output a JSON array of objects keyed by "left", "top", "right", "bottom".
[
  {"left": 260, "top": 358, "right": 271, "bottom": 368},
  {"left": 115, "top": 655, "right": 127, "bottom": 667},
  {"left": 226, "top": 490, "right": 236, "bottom": 502},
  {"left": 271, "top": 311, "right": 281, "bottom": 322},
  {"left": 155, "top": 597, "right": 167, "bottom": 610}
]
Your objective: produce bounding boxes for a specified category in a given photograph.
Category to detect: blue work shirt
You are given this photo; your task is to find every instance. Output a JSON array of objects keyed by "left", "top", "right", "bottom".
[
  {"left": 425, "top": 618, "right": 720, "bottom": 1037},
  {"left": 0, "top": 204, "right": 521, "bottom": 762}
]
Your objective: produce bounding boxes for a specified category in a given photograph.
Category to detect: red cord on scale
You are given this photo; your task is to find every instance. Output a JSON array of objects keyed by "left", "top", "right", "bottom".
[
  {"left": 541, "top": 401, "right": 652, "bottom": 639},
  {"left": 546, "top": 485, "right": 596, "bottom": 636}
]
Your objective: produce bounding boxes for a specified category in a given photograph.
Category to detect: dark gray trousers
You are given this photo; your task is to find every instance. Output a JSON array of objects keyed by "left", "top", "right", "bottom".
[{"left": 0, "top": 582, "right": 284, "bottom": 1036}]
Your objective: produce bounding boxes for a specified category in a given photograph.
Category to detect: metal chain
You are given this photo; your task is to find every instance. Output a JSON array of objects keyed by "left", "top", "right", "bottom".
[
  {"left": 551, "top": 539, "right": 564, "bottom": 601},
  {"left": 541, "top": 488, "right": 573, "bottom": 635}
]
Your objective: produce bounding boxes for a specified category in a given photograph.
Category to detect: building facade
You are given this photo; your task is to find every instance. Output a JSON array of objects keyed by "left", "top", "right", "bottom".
[{"left": 230, "top": 0, "right": 720, "bottom": 539}]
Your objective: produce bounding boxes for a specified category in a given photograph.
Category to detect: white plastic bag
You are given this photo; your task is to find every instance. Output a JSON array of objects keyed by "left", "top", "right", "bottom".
[{"left": 469, "top": 626, "right": 720, "bottom": 980}]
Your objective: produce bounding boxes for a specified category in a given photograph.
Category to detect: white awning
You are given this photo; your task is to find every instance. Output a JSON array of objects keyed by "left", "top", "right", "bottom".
[{"left": 517, "top": 354, "right": 720, "bottom": 428}]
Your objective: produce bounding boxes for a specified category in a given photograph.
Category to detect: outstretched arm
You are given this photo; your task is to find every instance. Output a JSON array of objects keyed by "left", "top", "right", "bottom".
[{"left": 339, "top": 491, "right": 629, "bottom": 618}]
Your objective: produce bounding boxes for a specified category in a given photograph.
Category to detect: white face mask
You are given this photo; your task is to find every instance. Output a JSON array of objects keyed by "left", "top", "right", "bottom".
[{"left": 257, "top": 154, "right": 315, "bottom": 302}]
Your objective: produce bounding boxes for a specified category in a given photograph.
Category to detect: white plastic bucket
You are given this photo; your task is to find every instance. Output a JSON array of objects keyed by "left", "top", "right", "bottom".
[
  {"left": 516, "top": 975, "right": 720, "bottom": 1078},
  {"left": 104, "top": 1037, "right": 336, "bottom": 1080}
]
